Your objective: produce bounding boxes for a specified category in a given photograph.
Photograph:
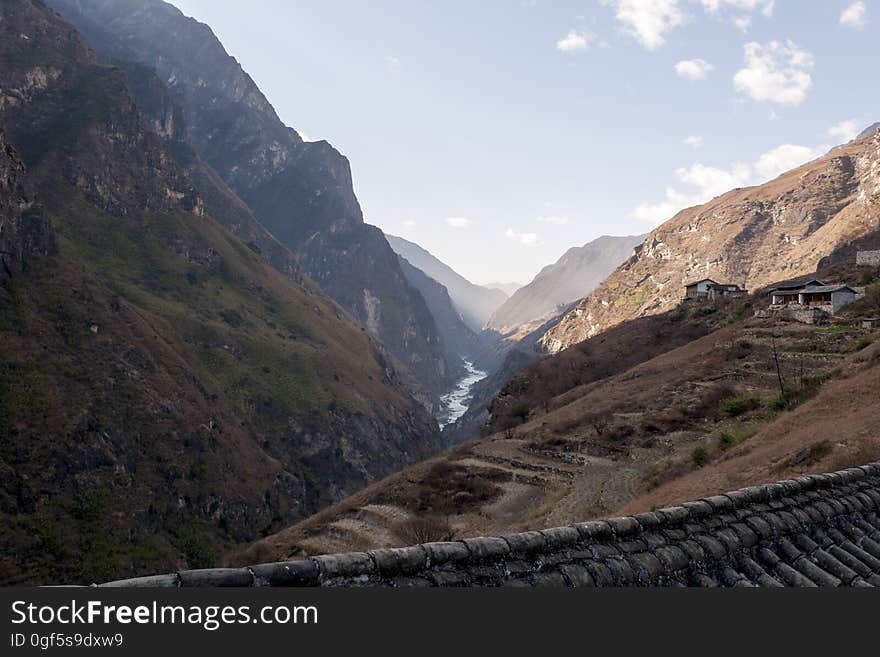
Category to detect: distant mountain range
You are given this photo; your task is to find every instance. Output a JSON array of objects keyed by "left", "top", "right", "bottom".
[
  {"left": 485, "top": 281, "right": 523, "bottom": 297},
  {"left": 487, "top": 235, "right": 646, "bottom": 333},
  {"left": 385, "top": 234, "right": 508, "bottom": 331}
]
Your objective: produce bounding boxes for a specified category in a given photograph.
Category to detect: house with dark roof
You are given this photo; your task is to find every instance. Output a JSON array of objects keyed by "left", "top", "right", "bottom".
[
  {"left": 771, "top": 280, "right": 825, "bottom": 306},
  {"left": 797, "top": 285, "right": 860, "bottom": 314},
  {"left": 767, "top": 280, "right": 862, "bottom": 318},
  {"left": 684, "top": 279, "right": 746, "bottom": 301}
]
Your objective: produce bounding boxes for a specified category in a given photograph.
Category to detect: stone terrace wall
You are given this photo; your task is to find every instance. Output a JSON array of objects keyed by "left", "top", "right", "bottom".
[
  {"left": 100, "top": 462, "right": 880, "bottom": 588},
  {"left": 857, "top": 250, "right": 880, "bottom": 267}
]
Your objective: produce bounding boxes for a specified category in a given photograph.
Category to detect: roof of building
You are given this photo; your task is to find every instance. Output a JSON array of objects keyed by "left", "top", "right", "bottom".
[
  {"left": 800, "top": 285, "right": 858, "bottom": 295},
  {"left": 771, "top": 279, "right": 826, "bottom": 292},
  {"left": 96, "top": 462, "right": 880, "bottom": 588},
  {"left": 685, "top": 278, "right": 718, "bottom": 288}
]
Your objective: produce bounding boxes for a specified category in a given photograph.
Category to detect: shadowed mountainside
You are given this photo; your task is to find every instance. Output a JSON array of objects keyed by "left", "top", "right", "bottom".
[
  {"left": 0, "top": 0, "right": 440, "bottom": 585},
  {"left": 48, "top": 0, "right": 457, "bottom": 401}
]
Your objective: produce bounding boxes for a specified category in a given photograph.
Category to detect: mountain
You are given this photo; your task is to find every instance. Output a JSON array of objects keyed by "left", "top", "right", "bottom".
[
  {"left": 237, "top": 259, "right": 880, "bottom": 561},
  {"left": 485, "top": 281, "right": 522, "bottom": 297},
  {"left": 541, "top": 126, "right": 880, "bottom": 353},
  {"left": 487, "top": 235, "right": 646, "bottom": 333},
  {"left": 395, "top": 256, "right": 481, "bottom": 372},
  {"left": 385, "top": 234, "right": 508, "bottom": 332},
  {"left": 0, "top": 0, "right": 440, "bottom": 584},
  {"left": 47, "top": 0, "right": 456, "bottom": 400}
]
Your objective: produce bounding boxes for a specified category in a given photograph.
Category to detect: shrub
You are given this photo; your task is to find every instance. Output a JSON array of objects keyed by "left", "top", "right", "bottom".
[
  {"left": 855, "top": 335, "right": 875, "bottom": 351},
  {"left": 767, "top": 373, "right": 828, "bottom": 412},
  {"left": 719, "top": 426, "right": 758, "bottom": 451},
  {"left": 720, "top": 395, "right": 760, "bottom": 417},
  {"left": 691, "top": 446, "right": 709, "bottom": 467},
  {"left": 865, "top": 282, "right": 880, "bottom": 309},
  {"left": 508, "top": 403, "right": 531, "bottom": 424},
  {"left": 392, "top": 516, "right": 454, "bottom": 545}
]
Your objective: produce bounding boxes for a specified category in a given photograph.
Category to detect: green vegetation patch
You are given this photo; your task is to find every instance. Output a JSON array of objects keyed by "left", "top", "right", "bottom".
[{"left": 720, "top": 395, "right": 761, "bottom": 417}]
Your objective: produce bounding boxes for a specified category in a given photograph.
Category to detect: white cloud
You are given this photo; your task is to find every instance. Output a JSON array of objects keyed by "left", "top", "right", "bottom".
[
  {"left": 505, "top": 228, "right": 539, "bottom": 246},
  {"left": 536, "top": 215, "right": 570, "bottom": 225},
  {"left": 402, "top": 219, "right": 416, "bottom": 229},
  {"left": 675, "top": 58, "right": 714, "bottom": 80},
  {"left": 601, "top": 0, "right": 684, "bottom": 50},
  {"left": 684, "top": 135, "right": 705, "bottom": 149},
  {"left": 697, "top": 0, "right": 773, "bottom": 30},
  {"left": 733, "top": 15, "right": 751, "bottom": 31},
  {"left": 634, "top": 135, "right": 833, "bottom": 225},
  {"left": 634, "top": 162, "right": 751, "bottom": 225},
  {"left": 385, "top": 56, "right": 402, "bottom": 72},
  {"left": 754, "top": 144, "right": 824, "bottom": 180},
  {"left": 295, "top": 129, "right": 313, "bottom": 142},
  {"left": 840, "top": 2, "right": 868, "bottom": 29},
  {"left": 733, "top": 40, "right": 813, "bottom": 106},
  {"left": 556, "top": 30, "right": 593, "bottom": 52},
  {"left": 445, "top": 216, "right": 471, "bottom": 228},
  {"left": 828, "top": 119, "right": 861, "bottom": 143},
  {"left": 698, "top": 0, "right": 774, "bottom": 16}
]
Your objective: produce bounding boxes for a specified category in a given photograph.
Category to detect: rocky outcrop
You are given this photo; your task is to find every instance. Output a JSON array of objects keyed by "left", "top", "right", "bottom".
[
  {"left": 488, "top": 234, "right": 645, "bottom": 333},
  {"left": 0, "top": 129, "right": 55, "bottom": 280},
  {"left": 96, "top": 462, "right": 880, "bottom": 587},
  {"left": 385, "top": 234, "right": 508, "bottom": 332},
  {"left": 47, "top": 0, "right": 456, "bottom": 398},
  {"left": 396, "top": 256, "right": 481, "bottom": 375},
  {"left": 540, "top": 127, "right": 880, "bottom": 353}
]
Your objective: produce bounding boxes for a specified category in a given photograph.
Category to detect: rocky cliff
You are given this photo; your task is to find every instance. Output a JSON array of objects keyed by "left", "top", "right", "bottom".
[
  {"left": 540, "top": 128, "right": 880, "bottom": 352},
  {"left": 0, "top": 0, "right": 440, "bottom": 585},
  {"left": 0, "top": 128, "right": 55, "bottom": 281},
  {"left": 488, "top": 234, "right": 645, "bottom": 333},
  {"left": 396, "top": 256, "right": 481, "bottom": 373},
  {"left": 47, "top": 0, "right": 456, "bottom": 398}
]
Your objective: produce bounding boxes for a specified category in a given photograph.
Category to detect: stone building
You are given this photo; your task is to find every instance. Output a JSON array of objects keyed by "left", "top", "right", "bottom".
[{"left": 797, "top": 284, "right": 860, "bottom": 314}]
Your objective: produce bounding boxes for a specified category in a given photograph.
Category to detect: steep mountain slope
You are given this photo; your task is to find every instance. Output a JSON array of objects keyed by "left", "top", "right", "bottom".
[
  {"left": 48, "top": 0, "right": 455, "bottom": 398},
  {"left": 541, "top": 127, "right": 880, "bottom": 352},
  {"left": 0, "top": 129, "right": 56, "bottom": 282},
  {"left": 385, "top": 234, "right": 508, "bottom": 332},
  {"left": 487, "top": 234, "right": 645, "bottom": 333},
  {"left": 0, "top": 0, "right": 440, "bottom": 585},
  {"left": 396, "top": 256, "right": 481, "bottom": 371}
]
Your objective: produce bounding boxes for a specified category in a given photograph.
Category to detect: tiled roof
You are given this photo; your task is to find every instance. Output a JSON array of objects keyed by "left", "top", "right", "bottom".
[
  {"left": 97, "top": 462, "right": 880, "bottom": 588},
  {"left": 771, "top": 279, "right": 825, "bottom": 292},
  {"left": 800, "top": 285, "right": 857, "bottom": 294}
]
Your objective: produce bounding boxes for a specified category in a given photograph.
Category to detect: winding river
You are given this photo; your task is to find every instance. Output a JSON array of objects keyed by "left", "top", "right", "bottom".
[{"left": 438, "top": 360, "right": 488, "bottom": 429}]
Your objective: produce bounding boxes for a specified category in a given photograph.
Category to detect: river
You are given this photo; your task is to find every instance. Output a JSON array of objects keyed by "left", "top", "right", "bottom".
[{"left": 438, "top": 360, "right": 488, "bottom": 429}]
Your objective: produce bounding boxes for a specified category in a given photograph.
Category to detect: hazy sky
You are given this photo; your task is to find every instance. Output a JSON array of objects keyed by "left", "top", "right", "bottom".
[{"left": 170, "top": 0, "right": 878, "bottom": 285}]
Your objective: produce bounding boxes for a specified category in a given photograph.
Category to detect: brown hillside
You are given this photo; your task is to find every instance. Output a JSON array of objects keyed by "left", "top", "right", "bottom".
[
  {"left": 237, "top": 266, "right": 880, "bottom": 564},
  {"left": 540, "top": 127, "right": 880, "bottom": 353}
]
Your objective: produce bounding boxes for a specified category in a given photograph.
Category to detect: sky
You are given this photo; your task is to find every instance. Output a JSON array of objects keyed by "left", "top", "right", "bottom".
[{"left": 170, "top": 0, "right": 878, "bottom": 286}]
